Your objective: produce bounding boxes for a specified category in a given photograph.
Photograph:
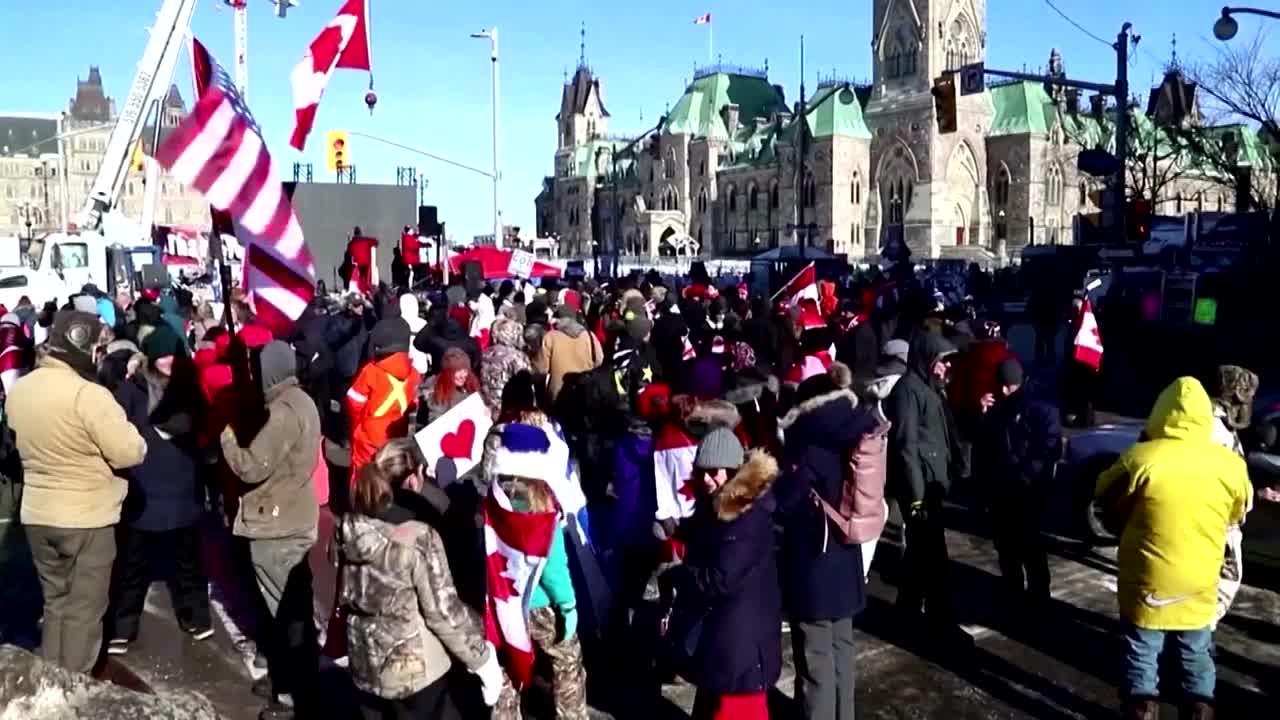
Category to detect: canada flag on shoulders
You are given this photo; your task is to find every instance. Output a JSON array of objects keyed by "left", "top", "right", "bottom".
[
  {"left": 654, "top": 422, "right": 699, "bottom": 522},
  {"left": 1072, "top": 299, "right": 1104, "bottom": 370},
  {"left": 482, "top": 481, "right": 558, "bottom": 689}
]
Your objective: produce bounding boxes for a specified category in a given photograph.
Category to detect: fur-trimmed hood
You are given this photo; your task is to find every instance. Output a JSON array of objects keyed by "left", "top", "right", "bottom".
[
  {"left": 778, "top": 388, "right": 860, "bottom": 433},
  {"left": 712, "top": 449, "right": 779, "bottom": 522},
  {"left": 684, "top": 398, "right": 741, "bottom": 437}
]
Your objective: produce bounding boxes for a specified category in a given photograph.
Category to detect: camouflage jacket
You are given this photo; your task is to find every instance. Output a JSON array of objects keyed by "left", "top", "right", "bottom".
[{"left": 337, "top": 512, "right": 491, "bottom": 699}]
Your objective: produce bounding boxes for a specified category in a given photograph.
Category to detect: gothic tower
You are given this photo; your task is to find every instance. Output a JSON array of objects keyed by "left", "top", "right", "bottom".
[{"left": 864, "top": 0, "right": 992, "bottom": 258}]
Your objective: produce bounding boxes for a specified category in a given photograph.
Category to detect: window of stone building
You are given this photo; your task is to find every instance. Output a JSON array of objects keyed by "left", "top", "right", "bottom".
[
  {"left": 851, "top": 173, "right": 862, "bottom": 204},
  {"left": 749, "top": 184, "right": 759, "bottom": 210},
  {"left": 697, "top": 188, "right": 708, "bottom": 213},
  {"left": 802, "top": 173, "right": 816, "bottom": 208},
  {"left": 1046, "top": 165, "right": 1063, "bottom": 206},
  {"left": 664, "top": 149, "right": 676, "bottom": 178},
  {"left": 728, "top": 185, "right": 737, "bottom": 212},
  {"left": 700, "top": 160, "right": 706, "bottom": 176},
  {"left": 1078, "top": 181, "right": 1087, "bottom": 206},
  {"left": 1196, "top": 192, "right": 1203, "bottom": 212},
  {"left": 1175, "top": 192, "right": 1183, "bottom": 214},
  {"left": 1217, "top": 194, "right": 1225, "bottom": 212},
  {"left": 769, "top": 182, "right": 780, "bottom": 209},
  {"left": 992, "top": 166, "right": 1010, "bottom": 206},
  {"left": 649, "top": 165, "right": 654, "bottom": 182}
]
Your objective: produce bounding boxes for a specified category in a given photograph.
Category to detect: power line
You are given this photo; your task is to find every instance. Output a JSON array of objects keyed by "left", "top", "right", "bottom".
[{"left": 1042, "top": 0, "right": 1113, "bottom": 49}]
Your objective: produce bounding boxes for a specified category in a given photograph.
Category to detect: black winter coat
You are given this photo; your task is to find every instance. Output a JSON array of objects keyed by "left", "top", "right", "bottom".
[
  {"left": 978, "top": 386, "right": 1063, "bottom": 491},
  {"left": 669, "top": 451, "right": 782, "bottom": 695},
  {"left": 115, "top": 370, "right": 205, "bottom": 532},
  {"left": 886, "top": 332, "right": 956, "bottom": 505},
  {"left": 414, "top": 315, "right": 481, "bottom": 373},
  {"left": 776, "top": 388, "right": 876, "bottom": 621}
]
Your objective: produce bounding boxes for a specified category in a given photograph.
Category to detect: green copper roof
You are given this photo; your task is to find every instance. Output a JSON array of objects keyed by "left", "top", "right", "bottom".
[
  {"left": 989, "top": 81, "right": 1055, "bottom": 136},
  {"left": 567, "top": 138, "right": 630, "bottom": 179},
  {"left": 804, "top": 85, "right": 872, "bottom": 139},
  {"left": 663, "top": 71, "right": 787, "bottom": 139}
]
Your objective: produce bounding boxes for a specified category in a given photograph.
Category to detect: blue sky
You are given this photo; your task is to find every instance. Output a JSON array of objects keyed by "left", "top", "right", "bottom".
[{"left": 0, "top": 1, "right": 1259, "bottom": 242}]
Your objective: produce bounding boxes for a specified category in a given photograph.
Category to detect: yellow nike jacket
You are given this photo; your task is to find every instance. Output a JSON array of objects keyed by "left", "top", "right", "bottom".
[{"left": 1095, "top": 377, "right": 1252, "bottom": 630}]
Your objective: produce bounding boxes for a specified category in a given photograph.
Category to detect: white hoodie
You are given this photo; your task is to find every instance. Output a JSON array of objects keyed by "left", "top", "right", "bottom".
[{"left": 398, "top": 294, "right": 430, "bottom": 375}]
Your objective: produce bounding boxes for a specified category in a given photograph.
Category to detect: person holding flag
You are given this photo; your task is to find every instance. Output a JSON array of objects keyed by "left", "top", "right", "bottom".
[{"left": 1065, "top": 294, "right": 1103, "bottom": 427}]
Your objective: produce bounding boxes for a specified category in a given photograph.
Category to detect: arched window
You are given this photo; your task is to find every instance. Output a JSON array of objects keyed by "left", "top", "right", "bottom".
[
  {"left": 1196, "top": 192, "right": 1204, "bottom": 212},
  {"left": 851, "top": 172, "right": 862, "bottom": 204},
  {"left": 1046, "top": 165, "right": 1062, "bottom": 206},
  {"left": 994, "top": 166, "right": 1011, "bottom": 206},
  {"left": 1175, "top": 192, "right": 1184, "bottom": 214},
  {"left": 649, "top": 165, "right": 654, "bottom": 182},
  {"left": 1217, "top": 194, "right": 1225, "bottom": 212},
  {"left": 664, "top": 148, "right": 676, "bottom": 178},
  {"left": 727, "top": 184, "right": 738, "bottom": 212},
  {"left": 1078, "top": 181, "right": 1087, "bottom": 206},
  {"left": 769, "top": 181, "right": 780, "bottom": 209},
  {"left": 748, "top": 184, "right": 759, "bottom": 210},
  {"left": 697, "top": 187, "right": 708, "bottom": 213},
  {"left": 802, "top": 173, "right": 816, "bottom": 208}
]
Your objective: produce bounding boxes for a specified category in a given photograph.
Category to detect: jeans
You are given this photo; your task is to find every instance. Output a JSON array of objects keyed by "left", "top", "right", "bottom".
[
  {"left": 1121, "top": 624, "right": 1215, "bottom": 701},
  {"left": 109, "top": 524, "right": 211, "bottom": 640},
  {"left": 25, "top": 525, "right": 116, "bottom": 673},
  {"left": 793, "top": 617, "right": 857, "bottom": 720}
]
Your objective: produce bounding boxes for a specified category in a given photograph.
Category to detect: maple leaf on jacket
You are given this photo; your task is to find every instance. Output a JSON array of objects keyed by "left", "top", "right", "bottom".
[{"left": 486, "top": 550, "right": 518, "bottom": 601}]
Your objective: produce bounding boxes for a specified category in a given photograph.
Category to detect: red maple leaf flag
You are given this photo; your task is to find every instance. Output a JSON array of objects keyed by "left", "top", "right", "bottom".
[
  {"left": 693, "top": 13, "right": 712, "bottom": 24},
  {"left": 289, "top": 0, "right": 372, "bottom": 151},
  {"left": 157, "top": 38, "right": 315, "bottom": 334},
  {"left": 654, "top": 422, "right": 700, "bottom": 521},
  {"left": 482, "top": 481, "right": 558, "bottom": 689},
  {"left": 1072, "top": 299, "right": 1104, "bottom": 370},
  {"left": 771, "top": 260, "right": 819, "bottom": 310}
]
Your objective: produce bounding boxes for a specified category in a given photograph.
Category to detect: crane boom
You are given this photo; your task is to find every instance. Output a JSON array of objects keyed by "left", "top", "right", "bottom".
[{"left": 80, "top": 0, "right": 200, "bottom": 232}]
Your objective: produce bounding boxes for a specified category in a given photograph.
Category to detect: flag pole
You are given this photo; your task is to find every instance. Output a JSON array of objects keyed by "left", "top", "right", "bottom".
[{"left": 708, "top": 18, "right": 713, "bottom": 65}]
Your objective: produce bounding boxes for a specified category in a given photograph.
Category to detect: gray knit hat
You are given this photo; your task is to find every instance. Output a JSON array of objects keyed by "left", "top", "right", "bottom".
[{"left": 694, "top": 427, "right": 745, "bottom": 471}]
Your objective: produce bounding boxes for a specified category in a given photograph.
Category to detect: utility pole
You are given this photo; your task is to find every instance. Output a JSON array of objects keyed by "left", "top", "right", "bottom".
[
  {"left": 1110, "top": 23, "right": 1132, "bottom": 235},
  {"left": 796, "top": 35, "right": 807, "bottom": 259}
]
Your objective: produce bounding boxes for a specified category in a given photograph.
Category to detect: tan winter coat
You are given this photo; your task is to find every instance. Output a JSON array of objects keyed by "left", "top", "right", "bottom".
[
  {"left": 9, "top": 354, "right": 146, "bottom": 528},
  {"left": 337, "top": 512, "right": 491, "bottom": 700},
  {"left": 537, "top": 319, "right": 602, "bottom": 401},
  {"left": 221, "top": 377, "right": 321, "bottom": 540}
]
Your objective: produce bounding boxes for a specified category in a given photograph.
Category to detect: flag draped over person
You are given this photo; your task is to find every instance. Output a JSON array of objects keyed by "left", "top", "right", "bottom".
[
  {"left": 289, "top": 0, "right": 373, "bottom": 151},
  {"left": 157, "top": 38, "right": 315, "bottom": 334},
  {"left": 772, "top": 261, "right": 820, "bottom": 310},
  {"left": 482, "top": 481, "right": 558, "bottom": 689}
]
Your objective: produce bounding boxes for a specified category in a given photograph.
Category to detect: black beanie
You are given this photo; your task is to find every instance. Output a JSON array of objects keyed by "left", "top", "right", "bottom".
[
  {"left": 996, "top": 357, "right": 1024, "bottom": 388},
  {"left": 370, "top": 317, "right": 411, "bottom": 356}
]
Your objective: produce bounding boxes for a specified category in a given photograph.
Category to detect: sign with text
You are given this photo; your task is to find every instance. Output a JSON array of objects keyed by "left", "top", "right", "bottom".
[{"left": 507, "top": 249, "right": 535, "bottom": 279}]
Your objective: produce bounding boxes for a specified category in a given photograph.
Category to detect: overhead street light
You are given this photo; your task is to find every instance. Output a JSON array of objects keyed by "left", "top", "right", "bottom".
[{"left": 1214, "top": 6, "right": 1280, "bottom": 41}]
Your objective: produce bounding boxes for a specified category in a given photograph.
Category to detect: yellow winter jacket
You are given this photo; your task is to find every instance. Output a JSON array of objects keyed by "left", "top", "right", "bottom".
[{"left": 1095, "top": 377, "right": 1251, "bottom": 630}]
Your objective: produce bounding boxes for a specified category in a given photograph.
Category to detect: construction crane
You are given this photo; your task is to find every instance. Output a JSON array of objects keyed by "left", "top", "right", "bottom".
[
  {"left": 224, "top": 0, "right": 297, "bottom": 98},
  {"left": 79, "top": 0, "right": 198, "bottom": 232}
]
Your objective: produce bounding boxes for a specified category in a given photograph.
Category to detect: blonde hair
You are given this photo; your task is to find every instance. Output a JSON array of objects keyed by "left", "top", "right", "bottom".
[
  {"left": 504, "top": 477, "right": 556, "bottom": 513},
  {"left": 373, "top": 439, "right": 421, "bottom": 486}
]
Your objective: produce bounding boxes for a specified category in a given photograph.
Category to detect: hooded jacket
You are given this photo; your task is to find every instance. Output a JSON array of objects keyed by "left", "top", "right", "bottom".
[
  {"left": 480, "top": 318, "right": 531, "bottom": 411},
  {"left": 414, "top": 311, "right": 482, "bottom": 374},
  {"left": 398, "top": 294, "right": 430, "bottom": 375},
  {"left": 337, "top": 512, "right": 491, "bottom": 700},
  {"left": 776, "top": 375, "right": 879, "bottom": 620},
  {"left": 668, "top": 450, "right": 782, "bottom": 694},
  {"left": 221, "top": 341, "right": 321, "bottom": 540},
  {"left": 1095, "top": 378, "right": 1252, "bottom": 630},
  {"left": 347, "top": 352, "right": 421, "bottom": 478},
  {"left": 538, "top": 316, "right": 603, "bottom": 401},
  {"left": 9, "top": 354, "right": 147, "bottom": 528},
  {"left": 885, "top": 332, "right": 956, "bottom": 506}
]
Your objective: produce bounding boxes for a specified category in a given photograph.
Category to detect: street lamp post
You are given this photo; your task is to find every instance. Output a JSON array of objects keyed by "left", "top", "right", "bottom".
[
  {"left": 1214, "top": 6, "right": 1280, "bottom": 40},
  {"left": 470, "top": 28, "right": 501, "bottom": 249}
]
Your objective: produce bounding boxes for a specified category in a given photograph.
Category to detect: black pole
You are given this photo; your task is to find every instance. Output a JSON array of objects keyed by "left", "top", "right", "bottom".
[{"left": 798, "top": 34, "right": 807, "bottom": 260}]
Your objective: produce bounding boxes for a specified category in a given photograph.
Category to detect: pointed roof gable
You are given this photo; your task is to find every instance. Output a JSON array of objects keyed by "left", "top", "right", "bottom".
[
  {"left": 805, "top": 85, "right": 872, "bottom": 139},
  {"left": 559, "top": 65, "right": 609, "bottom": 121},
  {"left": 1146, "top": 69, "right": 1200, "bottom": 126},
  {"left": 663, "top": 69, "right": 786, "bottom": 139}
]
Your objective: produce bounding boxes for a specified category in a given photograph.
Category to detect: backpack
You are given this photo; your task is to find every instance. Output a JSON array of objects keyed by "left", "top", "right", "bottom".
[{"left": 811, "top": 420, "right": 890, "bottom": 545}]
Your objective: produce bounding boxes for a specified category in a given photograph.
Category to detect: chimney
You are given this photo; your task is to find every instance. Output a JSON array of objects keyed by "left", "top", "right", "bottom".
[
  {"left": 721, "top": 103, "right": 741, "bottom": 136},
  {"left": 1089, "top": 94, "right": 1105, "bottom": 118}
]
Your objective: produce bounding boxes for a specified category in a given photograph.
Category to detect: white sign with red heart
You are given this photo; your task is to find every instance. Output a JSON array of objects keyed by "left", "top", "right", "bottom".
[{"left": 414, "top": 393, "right": 493, "bottom": 478}]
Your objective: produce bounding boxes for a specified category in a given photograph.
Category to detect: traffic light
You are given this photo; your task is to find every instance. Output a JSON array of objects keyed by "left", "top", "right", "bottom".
[
  {"left": 1128, "top": 199, "right": 1152, "bottom": 242},
  {"left": 130, "top": 139, "right": 146, "bottom": 172},
  {"left": 932, "top": 75, "right": 957, "bottom": 134},
  {"left": 326, "top": 130, "right": 349, "bottom": 171}
]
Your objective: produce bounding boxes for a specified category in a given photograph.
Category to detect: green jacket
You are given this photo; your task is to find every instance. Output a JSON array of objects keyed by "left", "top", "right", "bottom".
[{"left": 529, "top": 522, "right": 575, "bottom": 612}]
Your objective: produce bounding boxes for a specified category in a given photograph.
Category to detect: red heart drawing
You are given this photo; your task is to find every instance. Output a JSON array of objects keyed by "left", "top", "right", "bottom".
[{"left": 440, "top": 419, "right": 476, "bottom": 460}]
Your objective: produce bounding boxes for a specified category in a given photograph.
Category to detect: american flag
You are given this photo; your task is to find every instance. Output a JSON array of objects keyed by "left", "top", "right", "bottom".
[{"left": 158, "top": 38, "right": 315, "bottom": 333}]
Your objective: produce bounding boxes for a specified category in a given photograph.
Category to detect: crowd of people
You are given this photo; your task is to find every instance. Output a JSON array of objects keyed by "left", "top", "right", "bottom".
[{"left": 0, "top": 259, "right": 1270, "bottom": 720}]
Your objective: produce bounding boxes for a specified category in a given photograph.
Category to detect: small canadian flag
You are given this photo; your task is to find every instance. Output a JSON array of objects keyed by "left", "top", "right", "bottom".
[
  {"left": 693, "top": 12, "right": 712, "bottom": 24},
  {"left": 1073, "top": 299, "right": 1104, "bottom": 370}
]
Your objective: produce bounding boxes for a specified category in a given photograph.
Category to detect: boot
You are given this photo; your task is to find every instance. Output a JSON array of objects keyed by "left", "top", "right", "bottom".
[
  {"left": 1124, "top": 697, "right": 1159, "bottom": 720},
  {"left": 1181, "top": 700, "right": 1213, "bottom": 720}
]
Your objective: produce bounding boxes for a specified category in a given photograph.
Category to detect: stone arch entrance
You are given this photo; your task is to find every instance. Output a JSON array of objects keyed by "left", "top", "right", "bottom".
[
  {"left": 953, "top": 204, "right": 968, "bottom": 245},
  {"left": 945, "top": 139, "right": 983, "bottom": 248}
]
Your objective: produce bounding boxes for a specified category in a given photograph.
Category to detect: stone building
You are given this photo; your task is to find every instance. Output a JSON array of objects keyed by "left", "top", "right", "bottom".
[
  {"left": 537, "top": 0, "right": 1274, "bottom": 260},
  {"left": 0, "top": 66, "right": 208, "bottom": 239}
]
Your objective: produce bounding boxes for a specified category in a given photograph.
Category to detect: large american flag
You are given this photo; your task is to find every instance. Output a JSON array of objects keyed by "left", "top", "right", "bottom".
[{"left": 157, "top": 38, "right": 315, "bottom": 333}]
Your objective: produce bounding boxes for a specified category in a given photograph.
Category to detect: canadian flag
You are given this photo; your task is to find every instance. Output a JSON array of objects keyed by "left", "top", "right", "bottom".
[
  {"left": 772, "top": 261, "right": 820, "bottom": 309},
  {"left": 693, "top": 13, "right": 712, "bottom": 24},
  {"left": 482, "top": 481, "right": 559, "bottom": 689},
  {"left": 289, "top": 0, "right": 372, "bottom": 151},
  {"left": 654, "top": 422, "right": 700, "bottom": 522},
  {"left": 1072, "top": 299, "right": 1104, "bottom": 370}
]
